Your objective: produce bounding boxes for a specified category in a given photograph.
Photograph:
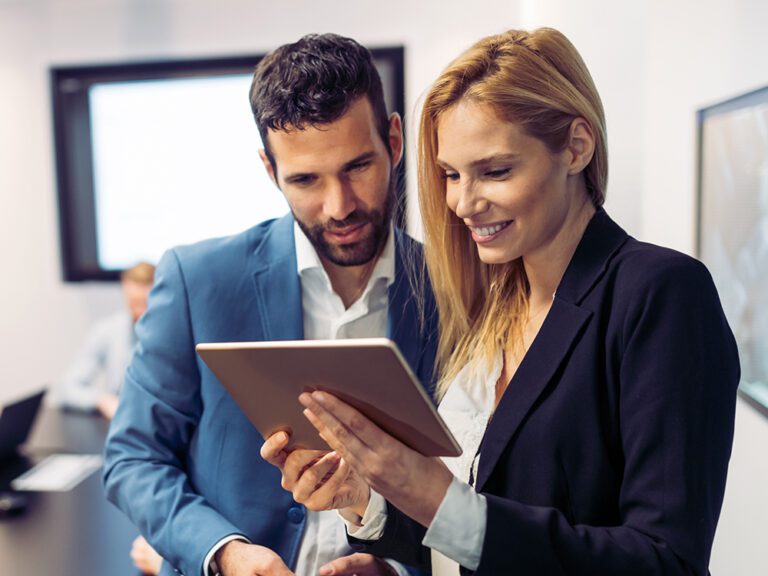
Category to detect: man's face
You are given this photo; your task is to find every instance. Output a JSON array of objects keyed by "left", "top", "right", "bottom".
[
  {"left": 260, "top": 98, "right": 403, "bottom": 268},
  {"left": 123, "top": 280, "right": 151, "bottom": 323}
]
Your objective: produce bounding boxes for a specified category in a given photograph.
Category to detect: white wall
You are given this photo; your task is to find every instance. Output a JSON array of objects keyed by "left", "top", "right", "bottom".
[{"left": 0, "top": 0, "right": 765, "bottom": 572}]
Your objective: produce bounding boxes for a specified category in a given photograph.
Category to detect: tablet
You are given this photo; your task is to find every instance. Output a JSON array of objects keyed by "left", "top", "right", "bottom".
[{"left": 196, "top": 338, "right": 461, "bottom": 457}]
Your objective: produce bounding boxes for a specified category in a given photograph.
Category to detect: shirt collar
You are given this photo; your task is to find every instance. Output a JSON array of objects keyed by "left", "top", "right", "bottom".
[{"left": 294, "top": 221, "right": 396, "bottom": 288}]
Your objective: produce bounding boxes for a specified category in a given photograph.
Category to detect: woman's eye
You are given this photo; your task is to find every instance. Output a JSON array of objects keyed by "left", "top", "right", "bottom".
[
  {"left": 442, "top": 171, "right": 459, "bottom": 182},
  {"left": 485, "top": 167, "right": 511, "bottom": 179}
]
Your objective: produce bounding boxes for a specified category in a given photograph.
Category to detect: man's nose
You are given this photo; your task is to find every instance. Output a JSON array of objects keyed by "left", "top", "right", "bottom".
[{"left": 323, "top": 178, "right": 357, "bottom": 222}]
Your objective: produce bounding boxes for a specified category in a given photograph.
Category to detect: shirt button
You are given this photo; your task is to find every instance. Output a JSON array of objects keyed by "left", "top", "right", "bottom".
[{"left": 287, "top": 506, "right": 305, "bottom": 524}]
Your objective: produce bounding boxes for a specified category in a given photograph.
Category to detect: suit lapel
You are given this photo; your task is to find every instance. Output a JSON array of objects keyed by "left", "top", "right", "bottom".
[
  {"left": 250, "top": 215, "right": 304, "bottom": 341},
  {"left": 387, "top": 230, "right": 423, "bottom": 375},
  {"left": 476, "top": 209, "right": 629, "bottom": 491}
]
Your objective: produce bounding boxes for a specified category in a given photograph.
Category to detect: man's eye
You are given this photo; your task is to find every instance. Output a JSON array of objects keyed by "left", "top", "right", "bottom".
[
  {"left": 348, "top": 161, "right": 371, "bottom": 173},
  {"left": 289, "top": 175, "right": 317, "bottom": 186}
]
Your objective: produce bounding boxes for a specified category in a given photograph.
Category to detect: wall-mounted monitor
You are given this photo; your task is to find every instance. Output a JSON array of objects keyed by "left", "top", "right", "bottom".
[{"left": 51, "top": 48, "right": 405, "bottom": 281}]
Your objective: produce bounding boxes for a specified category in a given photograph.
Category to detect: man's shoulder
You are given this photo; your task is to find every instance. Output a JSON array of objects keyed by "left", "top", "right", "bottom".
[{"left": 171, "top": 215, "right": 292, "bottom": 266}]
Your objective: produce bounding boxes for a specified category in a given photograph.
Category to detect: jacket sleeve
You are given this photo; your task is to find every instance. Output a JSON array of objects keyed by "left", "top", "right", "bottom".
[
  {"left": 474, "top": 257, "right": 740, "bottom": 575},
  {"left": 103, "top": 250, "right": 243, "bottom": 576},
  {"left": 349, "top": 501, "right": 432, "bottom": 572}
]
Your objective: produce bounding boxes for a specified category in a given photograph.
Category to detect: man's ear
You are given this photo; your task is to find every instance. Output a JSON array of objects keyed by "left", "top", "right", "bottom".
[
  {"left": 259, "top": 148, "right": 280, "bottom": 188},
  {"left": 388, "top": 112, "right": 404, "bottom": 168},
  {"left": 566, "top": 118, "right": 595, "bottom": 176}
]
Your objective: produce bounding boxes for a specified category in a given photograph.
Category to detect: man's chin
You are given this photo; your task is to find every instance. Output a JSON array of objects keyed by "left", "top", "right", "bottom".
[{"left": 321, "top": 242, "right": 379, "bottom": 267}]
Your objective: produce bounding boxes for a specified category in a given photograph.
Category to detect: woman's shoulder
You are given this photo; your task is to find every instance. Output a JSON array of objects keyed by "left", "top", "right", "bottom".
[
  {"left": 609, "top": 237, "right": 713, "bottom": 292},
  {"left": 610, "top": 237, "right": 709, "bottom": 278}
]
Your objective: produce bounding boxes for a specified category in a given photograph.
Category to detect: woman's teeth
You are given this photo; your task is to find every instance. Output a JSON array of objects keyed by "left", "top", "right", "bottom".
[{"left": 471, "top": 221, "right": 511, "bottom": 237}]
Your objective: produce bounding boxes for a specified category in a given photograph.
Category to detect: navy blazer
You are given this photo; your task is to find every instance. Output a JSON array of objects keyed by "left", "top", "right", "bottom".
[
  {"left": 103, "top": 214, "right": 438, "bottom": 576},
  {"left": 359, "top": 210, "right": 739, "bottom": 575}
]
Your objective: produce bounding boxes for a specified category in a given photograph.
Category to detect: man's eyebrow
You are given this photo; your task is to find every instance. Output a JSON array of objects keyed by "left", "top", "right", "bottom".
[{"left": 342, "top": 151, "right": 377, "bottom": 170}]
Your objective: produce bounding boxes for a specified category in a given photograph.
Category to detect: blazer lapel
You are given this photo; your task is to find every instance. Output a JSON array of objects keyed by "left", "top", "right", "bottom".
[
  {"left": 476, "top": 209, "right": 629, "bottom": 491},
  {"left": 250, "top": 215, "right": 304, "bottom": 341}
]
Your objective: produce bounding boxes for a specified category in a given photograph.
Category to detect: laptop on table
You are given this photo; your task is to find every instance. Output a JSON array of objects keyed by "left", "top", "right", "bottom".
[{"left": 0, "top": 390, "right": 46, "bottom": 463}]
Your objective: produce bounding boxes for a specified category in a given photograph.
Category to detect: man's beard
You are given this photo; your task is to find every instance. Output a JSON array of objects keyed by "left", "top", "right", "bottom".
[{"left": 294, "top": 183, "right": 395, "bottom": 267}]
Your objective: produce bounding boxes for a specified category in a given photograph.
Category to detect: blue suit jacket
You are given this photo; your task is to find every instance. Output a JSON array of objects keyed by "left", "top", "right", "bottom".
[
  {"left": 103, "top": 214, "right": 438, "bottom": 576},
  {"left": 358, "top": 210, "right": 739, "bottom": 575}
]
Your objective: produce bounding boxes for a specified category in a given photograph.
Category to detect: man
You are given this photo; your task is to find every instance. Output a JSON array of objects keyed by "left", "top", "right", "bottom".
[
  {"left": 55, "top": 261, "right": 155, "bottom": 419},
  {"left": 103, "top": 34, "right": 437, "bottom": 576}
]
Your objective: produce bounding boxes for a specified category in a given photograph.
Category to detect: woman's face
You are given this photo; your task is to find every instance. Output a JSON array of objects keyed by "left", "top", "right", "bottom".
[{"left": 437, "top": 99, "right": 579, "bottom": 266}]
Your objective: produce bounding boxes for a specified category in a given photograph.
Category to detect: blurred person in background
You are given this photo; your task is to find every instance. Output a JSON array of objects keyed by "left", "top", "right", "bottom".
[
  {"left": 53, "top": 261, "right": 161, "bottom": 574},
  {"left": 54, "top": 261, "right": 155, "bottom": 419}
]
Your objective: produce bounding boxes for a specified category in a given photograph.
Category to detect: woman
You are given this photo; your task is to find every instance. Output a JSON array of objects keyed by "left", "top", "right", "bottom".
[{"left": 263, "top": 28, "right": 739, "bottom": 575}]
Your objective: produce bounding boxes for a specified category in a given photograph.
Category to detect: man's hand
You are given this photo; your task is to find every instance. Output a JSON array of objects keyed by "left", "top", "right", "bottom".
[
  {"left": 261, "top": 431, "right": 370, "bottom": 516},
  {"left": 319, "top": 553, "right": 398, "bottom": 576},
  {"left": 96, "top": 393, "right": 119, "bottom": 420},
  {"left": 130, "top": 535, "right": 163, "bottom": 575},
  {"left": 215, "top": 540, "right": 294, "bottom": 576}
]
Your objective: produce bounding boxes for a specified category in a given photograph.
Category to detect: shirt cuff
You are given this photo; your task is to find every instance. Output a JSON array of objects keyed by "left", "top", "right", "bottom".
[
  {"left": 422, "top": 476, "right": 486, "bottom": 570},
  {"left": 338, "top": 489, "right": 389, "bottom": 540},
  {"left": 383, "top": 558, "right": 412, "bottom": 576},
  {"left": 202, "top": 534, "right": 250, "bottom": 576}
]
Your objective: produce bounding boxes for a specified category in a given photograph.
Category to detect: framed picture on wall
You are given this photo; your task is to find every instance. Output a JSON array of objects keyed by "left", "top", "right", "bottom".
[{"left": 697, "top": 85, "right": 768, "bottom": 418}]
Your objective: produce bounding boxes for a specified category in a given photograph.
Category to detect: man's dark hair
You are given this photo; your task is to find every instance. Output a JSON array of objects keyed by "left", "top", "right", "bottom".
[{"left": 249, "top": 33, "right": 391, "bottom": 170}]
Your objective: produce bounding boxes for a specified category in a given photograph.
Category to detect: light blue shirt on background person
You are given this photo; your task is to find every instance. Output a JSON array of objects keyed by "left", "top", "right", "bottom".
[{"left": 53, "top": 310, "right": 134, "bottom": 412}]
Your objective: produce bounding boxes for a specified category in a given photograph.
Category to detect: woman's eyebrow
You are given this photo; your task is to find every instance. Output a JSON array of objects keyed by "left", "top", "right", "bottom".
[{"left": 436, "top": 153, "right": 520, "bottom": 170}]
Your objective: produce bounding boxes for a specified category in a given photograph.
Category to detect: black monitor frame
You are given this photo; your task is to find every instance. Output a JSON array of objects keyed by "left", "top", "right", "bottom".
[{"left": 51, "top": 48, "right": 406, "bottom": 281}]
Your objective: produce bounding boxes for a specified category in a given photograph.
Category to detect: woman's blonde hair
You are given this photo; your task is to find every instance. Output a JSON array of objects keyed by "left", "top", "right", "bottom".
[{"left": 418, "top": 28, "right": 607, "bottom": 397}]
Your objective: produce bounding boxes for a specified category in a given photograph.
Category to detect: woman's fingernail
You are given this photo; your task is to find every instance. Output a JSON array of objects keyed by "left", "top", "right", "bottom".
[{"left": 319, "top": 566, "right": 333, "bottom": 575}]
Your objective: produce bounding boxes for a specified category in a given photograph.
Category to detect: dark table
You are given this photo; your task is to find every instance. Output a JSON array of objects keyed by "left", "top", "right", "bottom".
[{"left": 0, "top": 408, "right": 140, "bottom": 575}]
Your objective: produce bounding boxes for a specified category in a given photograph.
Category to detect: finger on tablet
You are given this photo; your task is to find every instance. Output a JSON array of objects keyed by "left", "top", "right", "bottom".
[
  {"left": 260, "top": 430, "right": 290, "bottom": 467},
  {"left": 291, "top": 451, "right": 343, "bottom": 504},
  {"left": 283, "top": 449, "right": 334, "bottom": 490}
]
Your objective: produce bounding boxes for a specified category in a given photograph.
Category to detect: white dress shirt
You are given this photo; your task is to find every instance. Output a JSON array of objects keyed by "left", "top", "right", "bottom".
[
  {"left": 205, "top": 223, "right": 409, "bottom": 576},
  {"left": 347, "top": 353, "right": 502, "bottom": 574}
]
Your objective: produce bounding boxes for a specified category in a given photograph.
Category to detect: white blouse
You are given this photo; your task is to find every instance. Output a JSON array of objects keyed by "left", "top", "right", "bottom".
[{"left": 428, "top": 352, "right": 502, "bottom": 575}]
